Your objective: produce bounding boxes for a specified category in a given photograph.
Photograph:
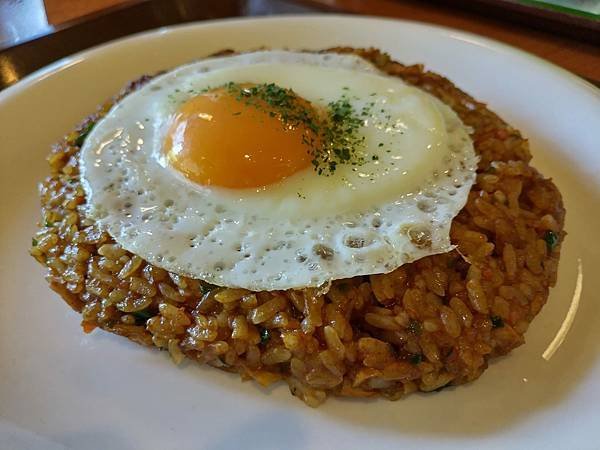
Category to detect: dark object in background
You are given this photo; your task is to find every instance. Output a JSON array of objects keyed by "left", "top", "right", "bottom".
[{"left": 430, "top": 0, "right": 599, "bottom": 44}]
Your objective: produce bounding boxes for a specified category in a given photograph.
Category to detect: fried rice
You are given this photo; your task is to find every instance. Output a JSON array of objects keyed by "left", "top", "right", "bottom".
[{"left": 30, "top": 48, "right": 565, "bottom": 406}]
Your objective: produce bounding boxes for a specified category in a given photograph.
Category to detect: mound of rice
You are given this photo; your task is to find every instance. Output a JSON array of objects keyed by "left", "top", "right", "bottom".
[{"left": 30, "top": 48, "right": 565, "bottom": 406}]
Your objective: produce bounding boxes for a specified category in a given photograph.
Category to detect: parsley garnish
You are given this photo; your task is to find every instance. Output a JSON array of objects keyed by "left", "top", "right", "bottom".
[
  {"left": 491, "top": 316, "right": 504, "bottom": 328},
  {"left": 184, "top": 83, "right": 379, "bottom": 176},
  {"left": 200, "top": 282, "right": 218, "bottom": 295},
  {"left": 132, "top": 309, "right": 153, "bottom": 324},
  {"left": 260, "top": 328, "right": 271, "bottom": 345},
  {"left": 409, "top": 353, "right": 423, "bottom": 365},
  {"left": 311, "top": 94, "right": 368, "bottom": 175},
  {"left": 544, "top": 230, "right": 559, "bottom": 251},
  {"left": 75, "top": 122, "right": 95, "bottom": 147},
  {"left": 408, "top": 319, "right": 422, "bottom": 335}
]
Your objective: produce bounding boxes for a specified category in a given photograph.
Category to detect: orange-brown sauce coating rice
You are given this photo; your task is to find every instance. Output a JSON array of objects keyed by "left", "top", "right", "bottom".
[{"left": 31, "top": 48, "right": 565, "bottom": 406}]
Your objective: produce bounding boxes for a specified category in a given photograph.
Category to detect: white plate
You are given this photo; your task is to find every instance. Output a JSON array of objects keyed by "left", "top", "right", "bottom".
[{"left": 1, "top": 15, "right": 599, "bottom": 450}]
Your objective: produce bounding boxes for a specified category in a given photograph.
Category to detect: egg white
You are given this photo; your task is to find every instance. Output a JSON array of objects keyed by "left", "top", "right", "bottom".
[{"left": 80, "top": 51, "right": 478, "bottom": 291}]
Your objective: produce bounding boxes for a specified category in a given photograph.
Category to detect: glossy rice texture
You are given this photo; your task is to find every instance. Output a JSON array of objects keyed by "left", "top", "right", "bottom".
[{"left": 31, "top": 48, "right": 565, "bottom": 406}]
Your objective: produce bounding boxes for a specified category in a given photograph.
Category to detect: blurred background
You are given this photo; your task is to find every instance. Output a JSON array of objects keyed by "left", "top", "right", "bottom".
[{"left": 0, "top": 0, "right": 598, "bottom": 89}]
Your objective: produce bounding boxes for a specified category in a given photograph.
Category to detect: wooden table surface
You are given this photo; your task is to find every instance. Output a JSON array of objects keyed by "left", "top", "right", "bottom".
[{"left": 1, "top": 0, "right": 598, "bottom": 90}]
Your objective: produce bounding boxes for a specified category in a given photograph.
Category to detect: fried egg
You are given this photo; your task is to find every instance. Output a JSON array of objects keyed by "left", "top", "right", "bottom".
[{"left": 79, "top": 51, "right": 478, "bottom": 291}]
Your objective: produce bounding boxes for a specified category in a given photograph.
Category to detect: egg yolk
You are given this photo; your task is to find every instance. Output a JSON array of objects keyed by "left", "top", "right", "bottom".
[{"left": 163, "top": 85, "right": 319, "bottom": 189}]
